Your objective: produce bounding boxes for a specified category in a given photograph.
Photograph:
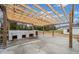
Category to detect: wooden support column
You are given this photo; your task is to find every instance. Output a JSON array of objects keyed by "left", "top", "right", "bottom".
[
  {"left": 32, "top": 25, "right": 34, "bottom": 30},
  {"left": 69, "top": 5, "right": 74, "bottom": 48},
  {"left": 43, "top": 26, "right": 45, "bottom": 36},
  {"left": 52, "top": 25, "right": 54, "bottom": 36},
  {"left": 7, "top": 21, "right": 10, "bottom": 41},
  {"left": 0, "top": 5, "right": 8, "bottom": 48},
  {"left": 7, "top": 21, "right": 10, "bottom": 30}
]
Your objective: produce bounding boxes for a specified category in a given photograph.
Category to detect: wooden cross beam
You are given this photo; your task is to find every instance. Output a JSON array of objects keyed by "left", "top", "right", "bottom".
[
  {"left": 5, "top": 5, "right": 47, "bottom": 25},
  {"left": 47, "top": 4, "right": 64, "bottom": 23},
  {"left": 6, "top": 4, "right": 51, "bottom": 25},
  {"left": 20, "top": 4, "right": 54, "bottom": 24},
  {"left": 60, "top": 4, "right": 69, "bottom": 21},
  {"left": 20, "top": 4, "right": 37, "bottom": 13},
  {"left": 7, "top": 9, "right": 50, "bottom": 26},
  {"left": 33, "top": 4, "right": 59, "bottom": 24}
]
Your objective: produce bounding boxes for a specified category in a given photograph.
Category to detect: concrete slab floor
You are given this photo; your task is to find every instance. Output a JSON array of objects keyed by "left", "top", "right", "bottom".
[{"left": 0, "top": 35, "right": 79, "bottom": 54}]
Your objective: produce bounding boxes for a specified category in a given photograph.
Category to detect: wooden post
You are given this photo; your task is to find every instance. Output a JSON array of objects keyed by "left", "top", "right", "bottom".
[
  {"left": 7, "top": 21, "right": 10, "bottom": 30},
  {"left": 43, "top": 26, "right": 44, "bottom": 36},
  {"left": 69, "top": 4, "right": 74, "bottom": 48},
  {"left": 7, "top": 21, "right": 10, "bottom": 41},
  {"left": 52, "top": 25, "right": 54, "bottom": 36},
  {"left": 32, "top": 25, "right": 34, "bottom": 30},
  {"left": 0, "top": 5, "right": 8, "bottom": 48}
]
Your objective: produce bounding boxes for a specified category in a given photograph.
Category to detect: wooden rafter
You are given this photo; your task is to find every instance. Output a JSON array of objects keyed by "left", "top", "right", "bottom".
[
  {"left": 7, "top": 5, "right": 52, "bottom": 25},
  {"left": 6, "top": 7, "right": 51, "bottom": 26},
  {"left": 13, "top": 4, "right": 53, "bottom": 24},
  {"left": 5, "top": 4, "right": 70, "bottom": 25},
  {"left": 33, "top": 4, "right": 59, "bottom": 24},
  {"left": 6, "top": 5, "right": 33, "bottom": 15},
  {"left": 47, "top": 4, "right": 64, "bottom": 23},
  {"left": 20, "top": 4, "right": 37, "bottom": 13},
  {"left": 20, "top": 4, "right": 54, "bottom": 24},
  {"left": 5, "top": 4, "right": 50, "bottom": 25},
  {"left": 60, "top": 4, "right": 69, "bottom": 21}
]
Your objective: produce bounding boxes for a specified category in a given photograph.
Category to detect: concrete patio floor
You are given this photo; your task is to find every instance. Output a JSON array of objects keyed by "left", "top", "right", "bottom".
[{"left": 0, "top": 34, "right": 79, "bottom": 54}]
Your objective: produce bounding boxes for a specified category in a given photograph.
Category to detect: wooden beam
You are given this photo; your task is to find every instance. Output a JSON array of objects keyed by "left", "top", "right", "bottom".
[
  {"left": 12, "top": 5, "right": 50, "bottom": 22},
  {"left": 6, "top": 5, "right": 51, "bottom": 26},
  {"left": 60, "top": 4, "right": 69, "bottom": 21},
  {"left": 32, "top": 25, "right": 35, "bottom": 30},
  {"left": 6, "top": 8, "right": 50, "bottom": 26},
  {"left": 43, "top": 26, "right": 45, "bottom": 36},
  {"left": 20, "top": 4, "right": 53, "bottom": 24},
  {"left": 6, "top": 5, "right": 32, "bottom": 16},
  {"left": 69, "top": 4, "right": 74, "bottom": 48},
  {"left": 14, "top": 5, "right": 52, "bottom": 25},
  {"left": 7, "top": 21, "right": 10, "bottom": 30},
  {"left": 20, "top": 4, "right": 37, "bottom": 13},
  {"left": 52, "top": 25, "right": 55, "bottom": 36},
  {"left": 33, "top": 4, "right": 58, "bottom": 24},
  {"left": 47, "top": 4, "right": 64, "bottom": 23}
]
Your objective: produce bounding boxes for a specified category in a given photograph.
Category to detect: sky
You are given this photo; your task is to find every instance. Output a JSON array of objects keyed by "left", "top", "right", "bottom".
[{"left": 27, "top": 4, "right": 79, "bottom": 24}]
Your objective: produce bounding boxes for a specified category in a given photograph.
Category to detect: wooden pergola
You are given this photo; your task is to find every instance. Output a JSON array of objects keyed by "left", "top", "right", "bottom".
[{"left": 0, "top": 4, "right": 74, "bottom": 48}]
